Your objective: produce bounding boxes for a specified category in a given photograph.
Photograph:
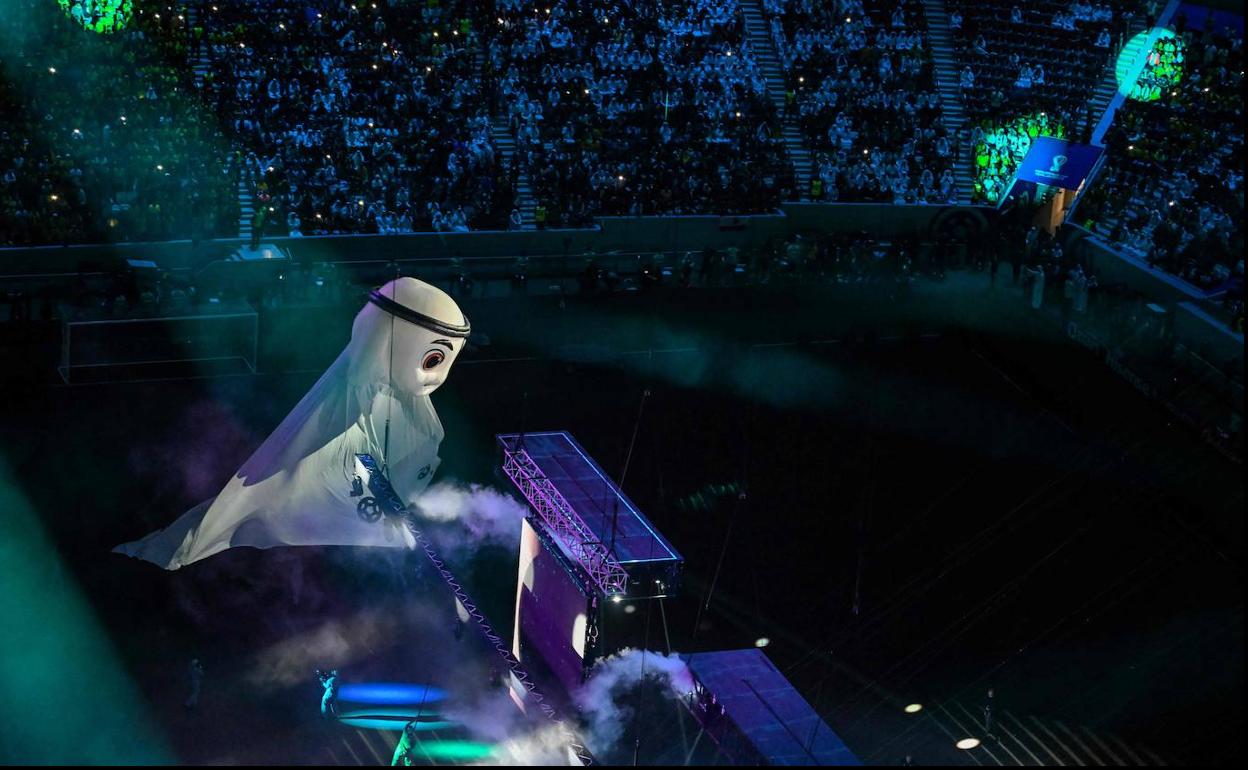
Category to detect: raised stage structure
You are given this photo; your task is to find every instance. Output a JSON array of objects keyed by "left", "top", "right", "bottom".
[{"left": 499, "top": 431, "right": 684, "bottom": 694}]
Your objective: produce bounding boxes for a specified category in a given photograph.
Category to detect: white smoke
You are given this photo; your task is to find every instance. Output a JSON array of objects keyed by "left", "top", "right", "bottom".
[
  {"left": 443, "top": 687, "right": 525, "bottom": 744},
  {"left": 444, "top": 688, "right": 584, "bottom": 766},
  {"left": 575, "top": 648, "right": 695, "bottom": 753},
  {"left": 243, "top": 606, "right": 397, "bottom": 690},
  {"left": 413, "top": 482, "right": 527, "bottom": 546},
  {"left": 482, "top": 724, "right": 584, "bottom": 766}
]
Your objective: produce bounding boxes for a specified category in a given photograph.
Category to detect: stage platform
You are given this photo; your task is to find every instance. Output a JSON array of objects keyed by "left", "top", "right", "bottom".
[
  {"left": 684, "top": 649, "right": 859, "bottom": 766},
  {"left": 498, "top": 431, "right": 682, "bottom": 600}
]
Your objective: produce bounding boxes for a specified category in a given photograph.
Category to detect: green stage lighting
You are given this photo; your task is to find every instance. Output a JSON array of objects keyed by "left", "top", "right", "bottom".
[
  {"left": 58, "top": 0, "right": 133, "bottom": 33},
  {"left": 1117, "top": 28, "right": 1185, "bottom": 102},
  {"left": 413, "top": 740, "right": 497, "bottom": 761},
  {"left": 973, "top": 114, "right": 1066, "bottom": 204}
]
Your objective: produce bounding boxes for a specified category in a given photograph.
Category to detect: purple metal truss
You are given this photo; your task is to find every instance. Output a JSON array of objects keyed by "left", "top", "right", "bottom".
[
  {"left": 407, "top": 520, "right": 593, "bottom": 765},
  {"left": 354, "top": 454, "right": 594, "bottom": 765},
  {"left": 502, "top": 445, "right": 630, "bottom": 597}
]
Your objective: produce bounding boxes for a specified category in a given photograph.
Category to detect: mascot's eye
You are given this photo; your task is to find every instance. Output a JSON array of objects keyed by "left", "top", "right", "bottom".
[{"left": 422, "top": 350, "right": 446, "bottom": 370}]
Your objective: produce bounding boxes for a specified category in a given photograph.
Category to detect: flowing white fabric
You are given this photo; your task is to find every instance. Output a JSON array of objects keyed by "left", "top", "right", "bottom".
[{"left": 114, "top": 278, "right": 467, "bottom": 569}]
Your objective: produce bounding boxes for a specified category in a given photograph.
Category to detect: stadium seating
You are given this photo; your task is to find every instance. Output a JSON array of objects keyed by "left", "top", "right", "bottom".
[
  {"left": 0, "top": 0, "right": 1241, "bottom": 304},
  {"left": 488, "top": 0, "right": 794, "bottom": 226},
  {"left": 762, "top": 0, "right": 959, "bottom": 203},
  {"left": 200, "top": 0, "right": 511, "bottom": 235},
  {"left": 1077, "top": 18, "right": 1242, "bottom": 304},
  {"left": 945, "top": 0, "right": 1139, "bottom": 203},
  {"left": 1, "top": 1, "right": 236, "bottom": 245}
]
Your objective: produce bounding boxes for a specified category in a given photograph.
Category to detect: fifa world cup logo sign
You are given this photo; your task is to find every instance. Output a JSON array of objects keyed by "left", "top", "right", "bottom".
[{"left": 1050, "top": 155, "right": 1069, "bottom": 173}]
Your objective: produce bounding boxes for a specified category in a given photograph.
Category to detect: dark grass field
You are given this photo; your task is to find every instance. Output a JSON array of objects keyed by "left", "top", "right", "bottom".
[{"left": 1, "top": 275, "right": 1241, "bottom": 765}]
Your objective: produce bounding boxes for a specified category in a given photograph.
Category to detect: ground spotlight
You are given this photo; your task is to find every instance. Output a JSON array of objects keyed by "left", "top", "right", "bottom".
[
  {"left": 956, "top": 737, "right": 981, "bottom": 750},
  {"left": 904, "top": 703, "right": 923, "bottom": 714}
]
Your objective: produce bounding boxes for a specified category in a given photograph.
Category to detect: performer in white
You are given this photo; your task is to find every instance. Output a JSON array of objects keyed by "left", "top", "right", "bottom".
[{"left": 114, "top": 277, "right": 470, "bottom": 569}]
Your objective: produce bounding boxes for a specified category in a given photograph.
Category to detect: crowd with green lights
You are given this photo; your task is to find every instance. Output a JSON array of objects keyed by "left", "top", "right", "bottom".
[
  {"left": 1, "top": 1, "right": 237, "bottom": 245},
  {"left": 1, "top": 0, "right": 1242, "bottom": 255},
  {"left": 944, "top": 0, "right": 1154, "bottom": 206},
  {"left": 56, "top": 0, "right": 133, "bottom": 34},
  {"left": 1129, "top": 34, "right": 1186, "bottom": 101},
  {"left": 969, "top": 111, "right": 1067, "bottom": 205},
  {"left": 947, "top": 0, "right": 1137, "bottom": 197},
  {"left": 1077, "top": 13, "right": 1242, "bottom": 315}
]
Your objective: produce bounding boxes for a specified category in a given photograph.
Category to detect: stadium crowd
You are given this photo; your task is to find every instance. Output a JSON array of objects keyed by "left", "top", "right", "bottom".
[
  {"left": 1, "top": 1, "right": 236, "bottom": 246},
  {"left": 1078, "top": 12, "right": 1242, "bottom": 313},
  {"left": 948, "top": 0, "right": 1138, "bottom": 120},
  {"left": 969, "top": 110, "right": 1069, "bottom": 205},
  {"left": 200, "top": 0, "right": 513, "bottom": 237},
  {"left": 947, "top": 0, "right": 1139, "bottom": 203},
  {"left": 488, "top": 0, "right": 794, "bottom": 226},
  {"left": 763, "top": 0, "right": 960, "bottom": 204},
  {"left": 0, "top": 0, "right": 1240, "bottom": 327}
]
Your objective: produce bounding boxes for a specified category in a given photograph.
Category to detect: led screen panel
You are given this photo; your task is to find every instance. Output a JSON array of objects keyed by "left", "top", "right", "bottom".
[{"left": 513, "top": 519, "right": 593, "bottom": 695}]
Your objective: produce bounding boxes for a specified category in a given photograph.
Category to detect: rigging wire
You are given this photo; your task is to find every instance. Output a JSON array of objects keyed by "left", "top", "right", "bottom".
[
  {"left": 781, "top": 422, "right": 1201, "bottom": 759},
  {"left": 656, "top": 597, "right": 692, "bottom": 762},
  {"left": 693, "top": 397, "right": 750, "bottom": 641},
  {"left": 758, "top": 339, "right": 1198, "bottom": 751},
  {"left": 610, "top": 388, "right": 650, "bottom": 558},
  {"left": 630, "top": 598, "right": 655, "bottom": 767},
  {"left": 382, "top": 264, "right": 398, "bottom": 473},
  {"left": 780, "top": 437, "right": 1108, "bottom": 679}
]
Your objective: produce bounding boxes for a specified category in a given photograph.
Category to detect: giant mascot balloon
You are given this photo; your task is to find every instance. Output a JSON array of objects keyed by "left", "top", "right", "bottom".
[{"left": 114, "top": 278, "right": 469, "bottom": 569}]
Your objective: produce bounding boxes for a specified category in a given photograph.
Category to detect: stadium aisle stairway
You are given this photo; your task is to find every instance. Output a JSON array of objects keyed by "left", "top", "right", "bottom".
[
  {"left": 475, "top": 47, "right": 535, "bottom": 230},
  {"left": 741, "top": 0, "right": 814, "bottom": 200},
  {"left": 921, "top": 0, "right": 974, "bottom": 204}
]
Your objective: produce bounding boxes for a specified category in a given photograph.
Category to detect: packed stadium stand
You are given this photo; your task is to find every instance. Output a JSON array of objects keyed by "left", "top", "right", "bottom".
[
  {"left": 1077, "top": 13, "right": 1242, "bottom": 303},
  {"left": 1, "top": 0, "right": 237, "bottom": 245},
  {"left": 200, "top": 0, "right": 512, "bottom": 236},
  {"left": 0, "top": 0, "right": 1242, "bottom": 322},
  {"left": 489, "top": 0, "right": 794, "bottom": 225},
  {"left": 944, "top": 0, "right": 1143, "bottom": 203},
  {"left": 760, "top": 0, "right": 962, "bottom": 204}
]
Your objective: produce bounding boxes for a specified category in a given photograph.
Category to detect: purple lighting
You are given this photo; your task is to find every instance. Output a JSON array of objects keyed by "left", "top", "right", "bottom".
[{"left": 501, "top": 444, "right": 630, "bottom": 597}]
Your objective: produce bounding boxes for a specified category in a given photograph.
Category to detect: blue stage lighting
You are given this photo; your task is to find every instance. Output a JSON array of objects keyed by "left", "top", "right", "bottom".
[
  {"left": 337, "top": 682, "right": 447, "bottom": 705},
  {"left": 337, "top": 711, "right": 455, "bottom": 732}
]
